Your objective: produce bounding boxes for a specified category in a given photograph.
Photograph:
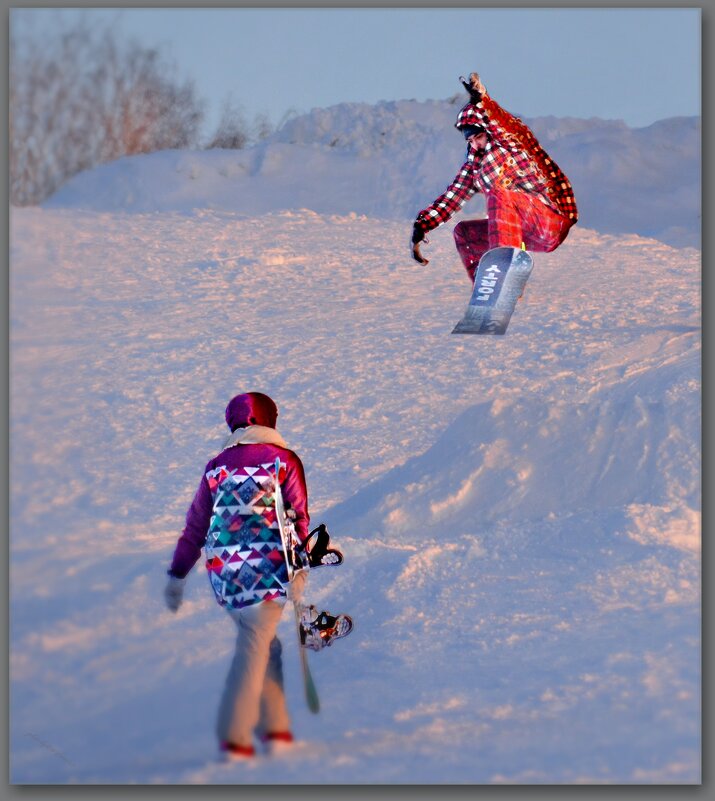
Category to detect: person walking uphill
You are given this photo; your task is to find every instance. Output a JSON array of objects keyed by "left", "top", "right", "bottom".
[
  {"left": 411, "top": 72, "right": 578, "bottom": 282},
  {"left": 164, "top": 392, "right": 310, "bottom": 760}
]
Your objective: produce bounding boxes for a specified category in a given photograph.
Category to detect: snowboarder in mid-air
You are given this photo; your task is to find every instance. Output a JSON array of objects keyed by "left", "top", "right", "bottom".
[
  {"left": 411, "top": 72, "right": 578, "bottom": 283},
  {"left": 164, "top": 392, "right": 351, "bottom": 761}
]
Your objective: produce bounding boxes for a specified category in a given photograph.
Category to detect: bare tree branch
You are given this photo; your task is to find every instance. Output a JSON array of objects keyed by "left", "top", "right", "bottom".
[{"left": 10, "top": 21, "right": 205, "bottom": 205}]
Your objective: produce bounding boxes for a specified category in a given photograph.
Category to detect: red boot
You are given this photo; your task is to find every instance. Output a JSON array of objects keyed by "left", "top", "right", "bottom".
[
  {"left": 260, "top": 731, "right": 294, "bottom": 756},
  {"left": 220, "top": 741, "right": 256, "bottom": 761}
]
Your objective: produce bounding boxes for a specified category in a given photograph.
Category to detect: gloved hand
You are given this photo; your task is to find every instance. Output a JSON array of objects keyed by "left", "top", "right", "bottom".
[
  {"left": 411, "top": 222, "right": 429, "bottom": 265},
  {"left": 468, "top": 72, "right": 486, "bottom": 98},
  {"left": 288, "top": 568, "right": 308, "bottom": 604},
  {"left": 460, "top": 72, "right": 486, "bottom": 102},
  {"left": 164, "top": 574, "right": 186, "bottom": 612}
]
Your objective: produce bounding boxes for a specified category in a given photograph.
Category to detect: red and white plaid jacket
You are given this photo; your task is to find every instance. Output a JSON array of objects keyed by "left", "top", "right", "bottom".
[{"left": 416, "top": 93, "right": 578, "bottom": 233}]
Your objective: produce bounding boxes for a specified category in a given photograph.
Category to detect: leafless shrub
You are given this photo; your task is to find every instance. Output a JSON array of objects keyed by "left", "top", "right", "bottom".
[
  {"left": 10, "top": 21, "right": 204, "bottom": 205},
  {"left": 252, "top": 112, "right": 274, "bottom": 143},
  {"left": 205, "top": 101, "right": 275, "bottom": 150},
  {"left": 206, "top": 98, "right": 250, "bottom": 150}
]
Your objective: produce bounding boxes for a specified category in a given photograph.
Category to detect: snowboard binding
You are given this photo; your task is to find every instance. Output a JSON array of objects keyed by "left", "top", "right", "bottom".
[
  {"left": 295, "top": 523, "right": 344, "bottom": 569},
  {"left": 299, "top": 605, "right": 353, "bottom": 651}
]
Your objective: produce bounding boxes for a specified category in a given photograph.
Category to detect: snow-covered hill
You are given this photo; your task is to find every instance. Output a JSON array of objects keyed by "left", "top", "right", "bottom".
[
  {"left": 10, "top": 195, "right": 700, "bottom": 782},
  {"left": 44, "top": 98, "right": 701, "bottom": 248}
]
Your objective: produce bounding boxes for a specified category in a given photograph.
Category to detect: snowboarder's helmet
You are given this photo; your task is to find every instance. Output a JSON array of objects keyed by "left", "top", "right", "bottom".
[
  {"left": 461, "top": 124, "right": 486, "bottom": 140},
  {"left": 454, "top": 103, "right": 485, "bottom": 134},
  {"left": 225, "top": 392, "right": 279, "bottom": 431}
]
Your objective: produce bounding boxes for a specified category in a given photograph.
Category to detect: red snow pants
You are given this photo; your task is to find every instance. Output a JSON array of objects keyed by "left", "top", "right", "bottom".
[{"left": 453, "top": 189, "right": 573, "bottom": 283}]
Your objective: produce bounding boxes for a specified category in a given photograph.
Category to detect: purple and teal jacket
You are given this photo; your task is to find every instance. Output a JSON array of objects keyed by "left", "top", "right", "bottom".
[{"left": 169, "top": 436, "right": 309, "bottom": 610}]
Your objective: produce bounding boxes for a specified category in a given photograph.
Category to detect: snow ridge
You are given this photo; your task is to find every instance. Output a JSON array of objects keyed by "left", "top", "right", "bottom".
[{"left": 44, "top": 98, "right": 700, "bottom": 248}]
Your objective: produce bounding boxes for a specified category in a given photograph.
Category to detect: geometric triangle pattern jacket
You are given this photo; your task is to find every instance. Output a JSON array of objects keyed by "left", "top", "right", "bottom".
[{"left": 204, "top": 461, "right": 289, "bottom": 609}]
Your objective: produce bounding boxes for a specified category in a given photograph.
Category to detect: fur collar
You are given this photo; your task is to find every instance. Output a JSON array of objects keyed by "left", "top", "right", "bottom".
[{"left": 222, "top": 425, "right": 288, "bottom": 450}]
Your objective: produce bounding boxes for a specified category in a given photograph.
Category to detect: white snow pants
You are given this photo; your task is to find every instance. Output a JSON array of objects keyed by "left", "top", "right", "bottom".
[{"left": 216, "top": 599, "right": 292, "bottom": 748}]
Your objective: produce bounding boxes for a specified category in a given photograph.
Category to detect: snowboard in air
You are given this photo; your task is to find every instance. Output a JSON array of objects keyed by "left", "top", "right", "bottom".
[{"left": 452, "top": 246, "right": 534, "bottom": 335}]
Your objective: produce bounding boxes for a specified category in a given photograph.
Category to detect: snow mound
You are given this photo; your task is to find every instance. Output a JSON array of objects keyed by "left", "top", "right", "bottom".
[
  {"left": 325, "top": 379, "right": 699, "bottom": 553},
  {"left": 44, "top": 99, "right": 701, "bottom": 248}
]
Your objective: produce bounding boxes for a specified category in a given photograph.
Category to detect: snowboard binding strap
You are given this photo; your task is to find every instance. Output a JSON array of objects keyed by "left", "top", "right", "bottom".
[
  {"left": 299, "top": 605, "right": 353, "bottom": 651},
  {"left": 296, "top": 523, "right": 344, "bottom": 568}
]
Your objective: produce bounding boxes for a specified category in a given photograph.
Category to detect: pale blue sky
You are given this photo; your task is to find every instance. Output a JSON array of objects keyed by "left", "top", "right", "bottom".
[{"left": 12, "top": 7, "right": 701, "bottom": 136}]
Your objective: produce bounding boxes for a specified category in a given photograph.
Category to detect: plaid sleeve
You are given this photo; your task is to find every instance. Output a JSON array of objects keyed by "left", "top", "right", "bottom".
[{"left": 416, "top": 161, "right": 478, "bottom": 232}]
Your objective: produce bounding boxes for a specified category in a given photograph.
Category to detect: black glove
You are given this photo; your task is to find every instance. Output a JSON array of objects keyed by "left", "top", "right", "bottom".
[
  {"left": 411, "top": 222, "right": 429, "bottom": 265},
  {"left": 460, "top": 72, "right": 485, "bottom": 103}
]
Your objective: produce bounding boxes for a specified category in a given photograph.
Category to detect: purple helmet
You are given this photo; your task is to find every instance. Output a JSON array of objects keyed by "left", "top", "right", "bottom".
[{"left": 225, "top": 392, "right": 278, "bottom": 431}]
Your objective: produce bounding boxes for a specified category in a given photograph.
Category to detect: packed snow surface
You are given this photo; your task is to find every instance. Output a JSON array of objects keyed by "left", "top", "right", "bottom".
[{"left": 11, "top": 105, "right": 700, "bottom": 784}]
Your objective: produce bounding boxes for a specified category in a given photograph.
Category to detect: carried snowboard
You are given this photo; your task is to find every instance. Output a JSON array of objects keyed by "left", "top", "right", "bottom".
[
  {"left": 452, "top": 246, "right": 533, "bottom": 335},
  {"left": 273, "top": 460, "right": 352, "bottom": 715}
]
